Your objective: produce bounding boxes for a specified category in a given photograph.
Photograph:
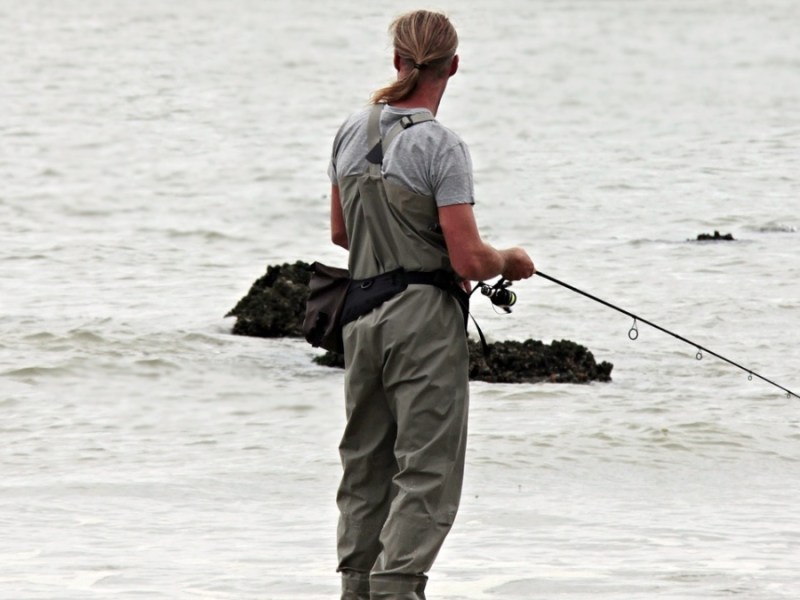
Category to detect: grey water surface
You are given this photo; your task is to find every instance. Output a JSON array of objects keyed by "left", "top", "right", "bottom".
[{"left": 2, "top": 0, "right": 799, "bottom": 598}]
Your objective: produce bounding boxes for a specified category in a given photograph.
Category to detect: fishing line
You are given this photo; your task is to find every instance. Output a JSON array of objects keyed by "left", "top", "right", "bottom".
[{"left": 534, "top": 271, "right": 798, "bottom": 399}]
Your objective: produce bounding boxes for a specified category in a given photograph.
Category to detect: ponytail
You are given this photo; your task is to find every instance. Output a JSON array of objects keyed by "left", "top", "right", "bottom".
[{"left": 371, "top": 10, "right": 458, "bottom": 105}]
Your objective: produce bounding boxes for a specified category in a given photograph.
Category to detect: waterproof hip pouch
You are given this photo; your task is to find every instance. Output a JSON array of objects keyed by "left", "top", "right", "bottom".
[{"left": 302, "top": 262, "right": 350, "bottom": 354}]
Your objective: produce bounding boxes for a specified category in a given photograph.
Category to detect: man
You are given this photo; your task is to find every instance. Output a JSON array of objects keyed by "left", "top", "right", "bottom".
[{"left": 328, "top": 10, "right": 535, "bottom": 599}]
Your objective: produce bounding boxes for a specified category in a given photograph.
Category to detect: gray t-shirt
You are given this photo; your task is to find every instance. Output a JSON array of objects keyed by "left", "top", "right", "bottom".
[{"left": 328, "top": 105, "right": 474, "bottom": 207}]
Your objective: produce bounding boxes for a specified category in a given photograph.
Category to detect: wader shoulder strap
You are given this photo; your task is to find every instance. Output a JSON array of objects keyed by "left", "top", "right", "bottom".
[
  {"left": 382, "top": 111, "right": 434, "bottom": 152},
  {"left": 365, "top": 103, "right": 434, "bottom": 168},
  {"left": 365, "top": 103, "right": 383, "bottom": 168}
]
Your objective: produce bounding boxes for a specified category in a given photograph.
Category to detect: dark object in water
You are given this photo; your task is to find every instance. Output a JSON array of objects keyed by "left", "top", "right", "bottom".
[{"left": 696, "top": 230, "right": 735, "bottom": 241}]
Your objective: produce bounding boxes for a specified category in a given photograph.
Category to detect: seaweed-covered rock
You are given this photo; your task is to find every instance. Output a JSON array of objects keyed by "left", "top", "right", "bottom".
[
  {"left": 468, "top": 338, "right": 613, "bottom": 383},
  {"left": 226, "top": 261, "right": 312, "bottom": 337},
  {"left": 313, "top": 338, "right": 613, "bottom": 384}
]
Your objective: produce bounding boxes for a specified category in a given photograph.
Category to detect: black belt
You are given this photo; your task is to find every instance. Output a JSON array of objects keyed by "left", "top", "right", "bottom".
[{"left": 340, "top": 268, "right": 467, "bottom": 328}]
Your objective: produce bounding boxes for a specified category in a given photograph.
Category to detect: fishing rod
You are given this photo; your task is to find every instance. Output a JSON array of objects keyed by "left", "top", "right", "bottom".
[{"left": 528, "top": 271, "right": 798, "bottom": 399}]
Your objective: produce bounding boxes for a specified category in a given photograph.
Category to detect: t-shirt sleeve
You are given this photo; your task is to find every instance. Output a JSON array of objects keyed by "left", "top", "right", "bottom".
[
  {"left": 431, "top": 140, "right": 475, "bottom": 207},
  {"left": 328, "top": 159, "right": 337, "bottom": 185},
  {"left": 328, "top": 129, "right": 341, "bottom": 185},
  {"left": 328, "top": 108, "right": 372, "bottom": 186}
]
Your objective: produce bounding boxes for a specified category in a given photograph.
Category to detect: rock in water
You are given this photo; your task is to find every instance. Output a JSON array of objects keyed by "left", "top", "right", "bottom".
[
  {"left": 226, "top": 261, "right": 311, "bottom": 337},
  {"left": 467, "top": 338, "right": 613, "bottom": 384},
  {"left": 696, "top": 230, "right": 735, "bottom": 241}
]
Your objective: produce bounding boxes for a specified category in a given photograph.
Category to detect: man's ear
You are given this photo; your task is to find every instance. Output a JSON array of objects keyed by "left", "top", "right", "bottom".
[{"left": 449, "top": 54, "right": 459, "bottom": 77}]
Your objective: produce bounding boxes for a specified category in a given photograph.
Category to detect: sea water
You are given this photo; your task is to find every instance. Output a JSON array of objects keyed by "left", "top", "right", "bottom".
[{"left": 2, "top": 0, "right": 799, "bottom": 598}]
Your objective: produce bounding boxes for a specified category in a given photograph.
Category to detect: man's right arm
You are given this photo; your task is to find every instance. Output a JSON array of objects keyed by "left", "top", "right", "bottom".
[{"left": 438, "top": 203, "right": 535, "bottom": 282}]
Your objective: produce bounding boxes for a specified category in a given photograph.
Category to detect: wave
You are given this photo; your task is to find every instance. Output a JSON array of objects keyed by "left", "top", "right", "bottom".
[
  {"left": 164, "top": 228, "right": 239, "bottom": 242},
  {"left": 1, "top": 365, "right": 73, "bottom": 378},
  {"left": 754, "top": 222, "right": 797, "bottom": 234}
]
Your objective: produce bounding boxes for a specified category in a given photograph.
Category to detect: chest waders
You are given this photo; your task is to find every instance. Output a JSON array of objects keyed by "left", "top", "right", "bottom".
[{"left": 336, "top": 104, "right": 470, "bottom": 600}]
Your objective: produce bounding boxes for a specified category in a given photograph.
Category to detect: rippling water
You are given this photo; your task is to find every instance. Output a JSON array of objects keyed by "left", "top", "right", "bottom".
[{"left": 2, "top": 0, "right": 799, "bottom": 598}]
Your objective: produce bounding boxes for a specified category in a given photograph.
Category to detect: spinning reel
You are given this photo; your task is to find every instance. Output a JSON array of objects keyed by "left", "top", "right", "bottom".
[{"left": 478, "top": 278, "right": 517, "bottom": 313}]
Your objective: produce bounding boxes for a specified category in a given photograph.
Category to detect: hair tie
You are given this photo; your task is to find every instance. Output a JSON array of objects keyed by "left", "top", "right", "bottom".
[{"left": 413, "top": 62, "right": 428, "bottom": 70}]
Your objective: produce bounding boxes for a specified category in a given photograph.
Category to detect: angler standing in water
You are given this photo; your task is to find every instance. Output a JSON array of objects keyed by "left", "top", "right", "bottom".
[{"left": 328, "top": 10, "right": 535, "bottom": 599}]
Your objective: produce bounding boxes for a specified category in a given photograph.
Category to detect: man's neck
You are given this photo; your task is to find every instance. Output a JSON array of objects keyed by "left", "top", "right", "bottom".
[{"left": 388, "top": 76, "right": 447, "bottom": 116}]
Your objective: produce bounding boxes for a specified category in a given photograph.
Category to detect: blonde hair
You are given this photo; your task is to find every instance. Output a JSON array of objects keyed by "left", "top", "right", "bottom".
[{"left": 371, "top": 10, "right": 459, "bottom": 105}]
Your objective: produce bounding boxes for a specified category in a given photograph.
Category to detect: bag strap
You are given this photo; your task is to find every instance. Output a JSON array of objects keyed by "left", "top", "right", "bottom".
[{"left": 407, "top": 271, "right": 490, "bottom": 356}]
